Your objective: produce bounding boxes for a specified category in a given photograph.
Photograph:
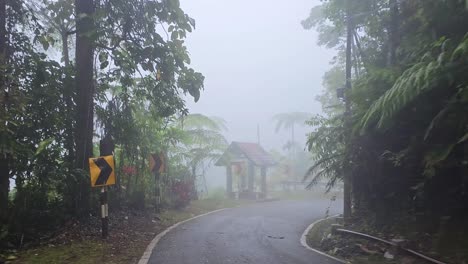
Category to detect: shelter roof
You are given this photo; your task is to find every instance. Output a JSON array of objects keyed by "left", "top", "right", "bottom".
[{"left": 215, "top": 142, "right": 276, "bottom": 167}]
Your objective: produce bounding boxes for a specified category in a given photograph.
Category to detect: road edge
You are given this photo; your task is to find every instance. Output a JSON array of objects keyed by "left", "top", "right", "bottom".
[
  {"left": 300, "top": 215, "right": 348, "bottom": 264},
  {"left": 138, "top": 208, "right": 226, "bottom": 264},
  {"left": 138, "top": 198, "right": 282, "bottom": 263}
]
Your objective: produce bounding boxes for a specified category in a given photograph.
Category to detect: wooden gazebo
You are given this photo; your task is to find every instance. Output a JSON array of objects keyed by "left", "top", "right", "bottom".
[{"left": 215, "top": 142, "right": 276, "bottom": 199}]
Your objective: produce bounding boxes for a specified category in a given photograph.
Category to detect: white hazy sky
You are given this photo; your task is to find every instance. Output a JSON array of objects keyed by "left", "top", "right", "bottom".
[
  {"left": 178, "top": 0, "right": 337, "bottom": 189},
  {"left": 180, "top": 0, "right": 336, "bottom": 153}
]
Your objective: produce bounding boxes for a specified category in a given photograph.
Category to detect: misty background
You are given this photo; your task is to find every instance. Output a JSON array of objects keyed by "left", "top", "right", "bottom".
[{"left": 180, "top": 0, "right": 336, "bottom": 188}]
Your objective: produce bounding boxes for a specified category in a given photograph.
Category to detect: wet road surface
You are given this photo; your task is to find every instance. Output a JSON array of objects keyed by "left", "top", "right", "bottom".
[{"left": 148, "top": 199, "right": 342, "bottom": 264}]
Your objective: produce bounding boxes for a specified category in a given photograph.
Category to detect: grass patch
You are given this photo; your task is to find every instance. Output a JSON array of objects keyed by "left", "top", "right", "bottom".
[
  {"left": 13, "top": 241, "right": 104, "bottom": 264},
  {"left": 159, "top": 198, "right": 248, "bottom": 225},
  {"left": 306, "top": 217, "right": 339, "bottom": 248},
  {"left": 270, "top": 190, "right": 342, "bottom": 201}
]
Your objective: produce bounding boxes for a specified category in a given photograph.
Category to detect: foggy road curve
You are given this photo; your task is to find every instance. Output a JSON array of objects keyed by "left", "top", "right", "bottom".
[{"left": 147, "top": 200, "right": 342, "bottom": 264}]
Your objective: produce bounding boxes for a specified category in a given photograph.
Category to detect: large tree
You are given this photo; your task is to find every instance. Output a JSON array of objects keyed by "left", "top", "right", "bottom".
[
  {"left": 303, "top": 1, "right": 468, "bottom": 249},
  {"left": 73, "top": 0, "right": 95, "bottom": 216},
  {"left": 0, "top": 0, "right": 206, "bottom": 246},
  {"left": 272, "top": 112, "right": 311, "bottom": 152},
  {"left": 32, "top": 0, "right": 76, "bottom": 163},
  {"left": 0, "top": 0, "right": 8, "bottom": 225}
]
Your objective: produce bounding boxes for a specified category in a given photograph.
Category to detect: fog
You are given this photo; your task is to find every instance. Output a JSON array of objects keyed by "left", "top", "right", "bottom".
[{"left": 180, "top": 0, "right": 336, "bottom": 188}]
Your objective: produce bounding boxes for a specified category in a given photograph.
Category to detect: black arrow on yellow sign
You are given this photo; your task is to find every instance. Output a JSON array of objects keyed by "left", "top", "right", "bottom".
[
  {"left": 94, "top": 157, "right": 113, "bottom": 186},
  {"left": 89, "top": 155, "right": 115, "bottom": 187}
]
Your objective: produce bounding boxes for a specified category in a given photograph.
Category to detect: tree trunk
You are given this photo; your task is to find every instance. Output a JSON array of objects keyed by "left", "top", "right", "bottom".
[
  {"left": 62, "top": 32, "right": 75, "bottom": 164},
  {"left": 343, "top": 0, "right": 353, "bottom": 223},
  {"left": 388, "top": 0, "right": 399, "bottom": 66},
  {"left": 0, "top": 0, "right": 9, "bottom": 225},
  {"left": 125, "top": 162, "right": 132, "bottom": 199},
  {"left": 353, "top": 31, "right": 368, "bottom": 72},
  {"left": 62, "top": 32, "right": 70, "bottom": 68},
  {"left": 74, "top": 0, "right": 95, "bottom": 216},
  {"left": 352, "top": 40, "right": 360, "bottom": 77},
  {"left": 191, "top": 165, "right": 198, "bottom": 200},
  {"left": 0, "top": 157, "right": 8, "bottom": 225},
  {"left": 117, "top": 148, "right": 123, "bottom": 199}
]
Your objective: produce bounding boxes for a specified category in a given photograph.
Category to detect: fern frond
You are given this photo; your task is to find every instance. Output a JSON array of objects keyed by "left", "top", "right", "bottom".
[{"left": 358, "top": 37, "right": 468, "bottom": 133}]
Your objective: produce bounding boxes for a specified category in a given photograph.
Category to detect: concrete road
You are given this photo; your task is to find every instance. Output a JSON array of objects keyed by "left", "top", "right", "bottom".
[{"left": 148, "top": 200, "right": 342, "bottom": 264}]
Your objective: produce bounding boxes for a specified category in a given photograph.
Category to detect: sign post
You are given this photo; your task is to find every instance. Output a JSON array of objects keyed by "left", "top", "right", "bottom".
[
  {"left": 100, "top": 187, "right": 108, "bottom": 238},
  {"left": 149, "top": 153, "right": 165, "bottom": 213},
  {"left": 89, "top": 155, "right": 115, "bottom": 238},
  {"left": 90, "top": 133, "right": 115, "bottom": 238}
]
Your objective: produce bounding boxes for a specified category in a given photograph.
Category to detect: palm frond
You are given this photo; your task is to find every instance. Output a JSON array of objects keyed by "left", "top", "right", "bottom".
[
  {"left": 180, "top": 113, "right": 226, "bottom": 132},
  {"left": 303, "top": 153, "right": 344, "bottom": 187},
  {"left": 272, "top": 112, "right": 312, "bottom": 133}
]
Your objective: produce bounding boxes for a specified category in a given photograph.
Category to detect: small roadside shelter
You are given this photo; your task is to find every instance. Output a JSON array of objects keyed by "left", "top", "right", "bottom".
[{"left": 215, "top": 142, "right": 276, "bottom": 199}]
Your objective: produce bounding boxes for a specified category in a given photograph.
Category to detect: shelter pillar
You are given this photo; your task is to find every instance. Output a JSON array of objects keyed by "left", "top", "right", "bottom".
[
  {"left": 226, "top": 164, "right": 233, "bottom": 198},
  {"left": 261, "top": 167, "right": 267, "bottom": 199},
  {"left": 248, "top": 161, "right": 255, "bottom": 198}
]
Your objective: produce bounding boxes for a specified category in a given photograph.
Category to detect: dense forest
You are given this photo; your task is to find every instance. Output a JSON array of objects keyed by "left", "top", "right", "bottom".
[
  {"left": 2, "top": 0, "right": 468, "bottom": 262},
  {"left": 303, "top": 0, "right": 468, "bottom": 260},
  {"left": 0, "top": 0, "right": 233, "bottom": 247}
]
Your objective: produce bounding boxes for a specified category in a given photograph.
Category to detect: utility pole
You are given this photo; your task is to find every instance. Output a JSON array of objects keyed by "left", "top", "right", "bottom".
[
  {"left": 257, "top": 123, "right": 260, "bottom": 145},
  {"left": 343, "top": 0, "right": 353, "bottom": 223}
]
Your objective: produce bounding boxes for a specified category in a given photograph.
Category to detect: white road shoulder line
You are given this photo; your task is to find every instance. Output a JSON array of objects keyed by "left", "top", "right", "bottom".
[
  {"left": 138, "top": 208, "right": 227, "bottom": 264},
  {"left": 300, "top": 215, "right": 348, "bottom": 264}
]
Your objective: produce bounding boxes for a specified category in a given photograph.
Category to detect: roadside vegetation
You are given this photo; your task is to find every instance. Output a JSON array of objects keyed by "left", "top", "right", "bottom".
[
  {"left": 269, "top": 189, "right": 340, "bottom": 202},
  {"left": 5, "top": 198, "right": 248, "bottom": 264},
  {"left": 2, "top": 0, "right": 468, "bottom": 263},
  {"left": 302, "top": 0, "right": 468, "bottom": 262},
  {"left": 306, "top": 217, "right": 435, "bottom": 264},
  {"left": 0, "top": 0, "right": 232, "bottom": 259}
]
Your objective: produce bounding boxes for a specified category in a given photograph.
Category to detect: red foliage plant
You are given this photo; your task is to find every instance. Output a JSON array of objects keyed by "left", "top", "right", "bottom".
[
  {"left": 122, "top": 165, "right": 137, "bottom": 176},
  {"left": 171, "top": 180, "right": 194, "bottom": 208}
]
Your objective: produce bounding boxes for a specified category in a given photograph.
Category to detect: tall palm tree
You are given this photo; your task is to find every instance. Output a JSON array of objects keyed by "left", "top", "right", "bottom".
[
  {"left": 273, "top": 112, "right": 311, "bottom": 183},
  {"left": 273, "top": 112, "right": 311, "bottom": 154}
]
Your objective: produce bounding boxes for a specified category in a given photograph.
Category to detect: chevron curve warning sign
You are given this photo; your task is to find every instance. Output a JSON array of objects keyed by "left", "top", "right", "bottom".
[
  {"left": 89, "top": 155, "right": 115, "bottom": 187},
  {"left": 149, "top": 153, "right": 165, "bottom": 173}
]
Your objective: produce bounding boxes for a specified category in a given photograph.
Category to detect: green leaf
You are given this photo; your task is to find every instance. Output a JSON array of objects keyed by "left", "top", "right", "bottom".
[
  {"left": 99, "top": 52, "right": 108, "bottom": 63},
  {"left": 424, "top": 144, "right": 455, "bottom": 168},
  {"left": 357, "top": 37, "right": 468, "bottom": 133},
  {"left": 457, "top": 132, "right": 468, "bottom": 144},
  {"left": 171, "top": 31, "right": 179, "bottom": 41},
  {"left": 179, "top": 30, "right": 186, "bottom": 39},
  {"left": 189, "top": 87, "right": 200, "bottom": 102},
  {"left": 100, "top": 61, "right": 109, "bottom": 69},
  {"left": 39, "top": 36, "right": 50, "bottom": 50},
  {"left": 35, "top": 138, "right": 54, "bottom": 156}
]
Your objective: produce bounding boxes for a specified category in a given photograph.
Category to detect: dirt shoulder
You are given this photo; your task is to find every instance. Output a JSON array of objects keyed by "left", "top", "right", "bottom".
[
  {"left": 5, "top": 199, "right": 248, "bottom": 264},
  {"left": 305, "top": 217, "right": 453, "bottom": 264}
]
